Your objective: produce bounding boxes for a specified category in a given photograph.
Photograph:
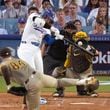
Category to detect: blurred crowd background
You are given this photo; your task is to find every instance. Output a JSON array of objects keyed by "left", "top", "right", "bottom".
[{"left": 0, "top": 0, "right": 110, "bottom": 35}]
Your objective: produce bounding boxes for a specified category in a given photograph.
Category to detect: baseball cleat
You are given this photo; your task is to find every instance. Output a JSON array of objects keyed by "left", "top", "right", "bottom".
[
  {"left": 90, "top": 93, "right": 98, "bottom": 97},
  {"left": 77, "top": 92, "right": 98, "bottom": 97},
  {"left": 52, "top": 91, "right": 64, "bottom": 97},
  {"left": 40, "top": 97, "right": 47, "bottom": 105},
  {"left": 89, "top": 91, "right": 98, "bottom": 97}
]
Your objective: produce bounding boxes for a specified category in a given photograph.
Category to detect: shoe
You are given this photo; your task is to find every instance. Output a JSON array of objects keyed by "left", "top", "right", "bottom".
[
  {"left": 89, "top": 91, "right": 98, "bottom": 97},
  {"left": 90, "top": 93, "right": 98, "bottom": 97},
  {"left": 40, "top": 97, "right": 47, "bottom": 105},
  {"left": 53, "top": 91, "right": 64, "bottom": 97}
]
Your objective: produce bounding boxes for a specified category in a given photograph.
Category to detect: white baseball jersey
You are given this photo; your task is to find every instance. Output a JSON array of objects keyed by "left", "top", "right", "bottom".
[{"left": 17, "top": 13, "right": 46, "bottom": 73}]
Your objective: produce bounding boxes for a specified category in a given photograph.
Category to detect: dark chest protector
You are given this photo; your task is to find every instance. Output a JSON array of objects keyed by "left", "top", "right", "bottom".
[
  {"left": 70, "top": 46, "right": 91, "bottom": 73},
  {"left": 47, "top": 40, "right": 68, "bottom": 61}
]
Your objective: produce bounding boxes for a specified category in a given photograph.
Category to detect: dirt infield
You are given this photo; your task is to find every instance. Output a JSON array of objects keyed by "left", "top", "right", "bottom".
[{"left": 0, "top": 92, "right": 110, "bottom": 110}]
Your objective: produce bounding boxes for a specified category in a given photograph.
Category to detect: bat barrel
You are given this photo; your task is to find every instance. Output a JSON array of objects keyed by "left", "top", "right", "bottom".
[{"left": 63, "top": 38, "right": 94, "bottom": 56}]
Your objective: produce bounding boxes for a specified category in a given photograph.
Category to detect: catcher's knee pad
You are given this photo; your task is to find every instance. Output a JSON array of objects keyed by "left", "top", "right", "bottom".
[{"left": 76, "top": 85, "right": 88, "bottom": 95}]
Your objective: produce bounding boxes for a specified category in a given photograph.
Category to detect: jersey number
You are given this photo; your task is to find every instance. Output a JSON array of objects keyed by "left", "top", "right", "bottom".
[{"left": 10, "top": 60, "right": 25, "bottom": 70}]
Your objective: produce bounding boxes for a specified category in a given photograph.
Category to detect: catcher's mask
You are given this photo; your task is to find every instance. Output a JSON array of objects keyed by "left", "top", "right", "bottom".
[
  {"left": 76, "top": 38, "right": 89, "bottom": 48},
  {"left": 73, "top": 31, "right": 90, "bottom": 42},
  {"left": 0, "top": 47, "right": 12, "bottom": 58}
]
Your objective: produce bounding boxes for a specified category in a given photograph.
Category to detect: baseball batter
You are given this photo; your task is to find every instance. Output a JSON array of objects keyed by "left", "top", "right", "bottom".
[
  {"left": 0, "top": 47, "right": 95, "bottom": 110},
  {"left": 17, "top": 12, "right": 46, "bottom": 74}
]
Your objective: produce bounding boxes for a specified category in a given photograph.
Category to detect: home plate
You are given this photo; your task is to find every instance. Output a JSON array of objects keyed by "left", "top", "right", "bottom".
[{"left": 70, "top": 102, "right": 94, "bottom": 105}]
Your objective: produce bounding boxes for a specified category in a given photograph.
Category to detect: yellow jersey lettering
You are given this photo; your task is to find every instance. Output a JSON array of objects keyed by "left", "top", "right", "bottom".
[{"left": 10, "top": 60, "right": 25, "bottom": 70}]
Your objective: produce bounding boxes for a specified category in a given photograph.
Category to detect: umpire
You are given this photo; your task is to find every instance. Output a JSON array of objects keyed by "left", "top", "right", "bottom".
[
  {"left": 43, "top": 21, "right": 77, "bottom": 97},
  {"left": 43, "top": 21, "right": 77, "bottom": 75}
]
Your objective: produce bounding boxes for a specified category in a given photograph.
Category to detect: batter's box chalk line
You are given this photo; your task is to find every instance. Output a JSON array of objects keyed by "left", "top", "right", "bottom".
[
  {"left": 0, "top": 104, "right": 22, "bottom": 107},
  {"left": 70, "top": 102, "right": 94, "bottom": 105},
  {"left": 99, "top": 81, "right": 110, "bottom": 85}
]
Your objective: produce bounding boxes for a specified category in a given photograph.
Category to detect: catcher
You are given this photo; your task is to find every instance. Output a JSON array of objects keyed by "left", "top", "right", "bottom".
[
  {"left": 52, "top": 31, "right": 99, "bottom": 97},
  {"left": 0, "top": 47, "right": 95, "bottom": 110}
]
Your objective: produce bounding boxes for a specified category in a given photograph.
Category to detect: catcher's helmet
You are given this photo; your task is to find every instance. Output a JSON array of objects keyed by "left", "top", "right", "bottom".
[
  {"left": 0, "top": 47, "right": 11, "bottom": 58},
  {"left": 73, "top": 31, "right": 90, "bottom": 42}
]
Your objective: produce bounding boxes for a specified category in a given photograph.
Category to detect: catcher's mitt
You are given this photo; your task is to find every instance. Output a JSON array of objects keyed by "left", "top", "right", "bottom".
[
  {"left": 76, "top": 77, "right": 99, "bottom": 95},
  {"left": 7, "top": 86, "right": 27, "bottom": 96},
  {"left": 86, "top": 76, "right": 99, "bottom": 92},
  {"left": 87, "top": 81, "right": 99, "bottom": 91}
]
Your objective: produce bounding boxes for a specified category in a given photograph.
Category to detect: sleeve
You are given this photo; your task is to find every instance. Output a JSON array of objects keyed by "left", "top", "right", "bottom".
[
  {"left": 1, "top": 65, "right": 11, "bottom": 85},
  {"left": 43, "top": 34, "right": 55, "bottom": 45}
]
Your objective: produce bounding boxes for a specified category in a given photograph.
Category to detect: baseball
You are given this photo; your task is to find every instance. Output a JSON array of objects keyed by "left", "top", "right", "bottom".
[{"left": 78, "top": 41, "right": 83, "bottom": 46}]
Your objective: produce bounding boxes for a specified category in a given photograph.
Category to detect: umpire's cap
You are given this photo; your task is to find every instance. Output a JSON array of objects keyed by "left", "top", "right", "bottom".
[
  {"left": 0, "top": 47, "right": 12, "bottom": 58},
  {"left": 64, "top": 21, "right": 77, "bottom": 30}
]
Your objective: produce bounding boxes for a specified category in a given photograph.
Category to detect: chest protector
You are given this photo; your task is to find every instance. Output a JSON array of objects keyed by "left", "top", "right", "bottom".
[{"left": 70, "top": 46, "right": 91, "bottom": 73}]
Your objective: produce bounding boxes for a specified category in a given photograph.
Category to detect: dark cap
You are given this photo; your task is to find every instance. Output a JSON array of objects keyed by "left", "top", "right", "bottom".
[
  {"left": 0, "top": 47, "right": 12, "bottom": 58},
  {"left": 18, "top": 17, "right": 26, "bottom": 24},
  {"left": 99, "top": 0, "right": 107, "bottom": 2},
  {"left": 42, "top": 0, "right": 50, "bottom": 4},
  {"left": 64, "top": 21, "right": 77, "bottom": 30},
  {"left": 42, "top": 9, "right": 55, "bottom": 22},
  {"left": 4, "top": 0, "right": 11, "bottom": 2}
]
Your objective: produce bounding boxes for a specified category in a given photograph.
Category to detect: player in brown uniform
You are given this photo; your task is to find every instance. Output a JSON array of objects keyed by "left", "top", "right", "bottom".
[
  {"left": 0, "top": 47, "right": 96, "bottom": 110},
  {"left": 52, "top": 31, "right": 99, "bottom": 97}
]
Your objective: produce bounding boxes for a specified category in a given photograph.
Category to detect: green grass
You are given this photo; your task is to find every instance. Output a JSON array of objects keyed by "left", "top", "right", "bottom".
[
  {"left": 0, "top": 76, "right": 110, "bottom": 93},
  {"left": 0, "top": 76, "right": 7, "bottom": 92}
]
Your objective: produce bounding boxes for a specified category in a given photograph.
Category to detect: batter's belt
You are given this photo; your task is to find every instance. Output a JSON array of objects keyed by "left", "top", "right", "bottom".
[{"left": 21, "top": 41, "right": 40, "bottom": 47}]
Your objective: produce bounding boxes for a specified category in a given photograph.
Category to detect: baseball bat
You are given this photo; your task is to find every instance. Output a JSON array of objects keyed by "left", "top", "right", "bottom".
[
  {"left": 48, "top": 27, "right": 94, "bottom": 56},
  {"left": 63, "top": 38, "right": 94, "bottom": 56},
  {"left": 99, "top": 81, "right": 110, "bottom": 85}
]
